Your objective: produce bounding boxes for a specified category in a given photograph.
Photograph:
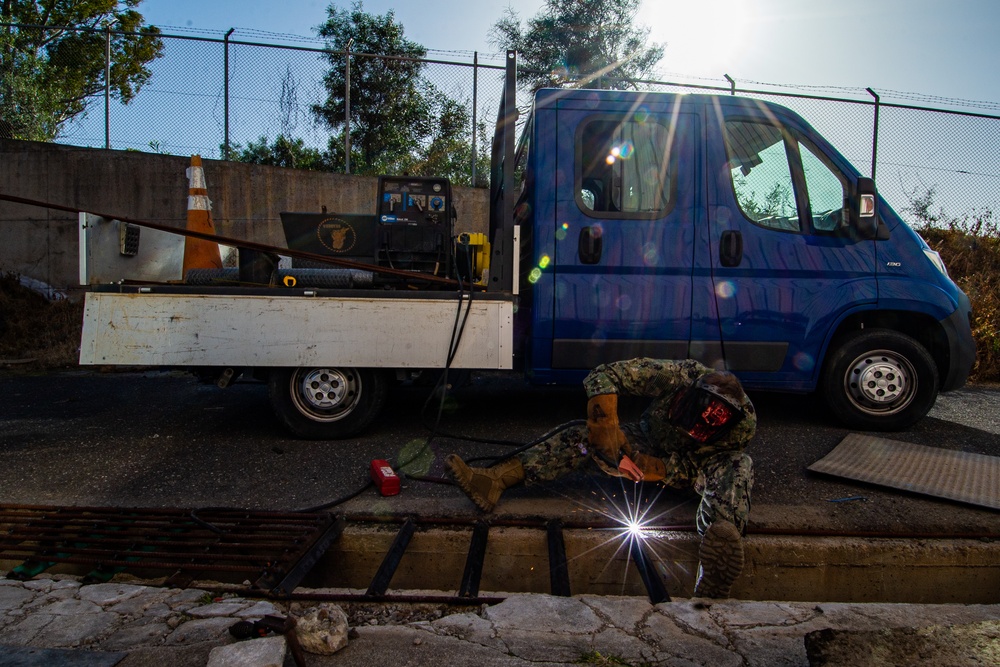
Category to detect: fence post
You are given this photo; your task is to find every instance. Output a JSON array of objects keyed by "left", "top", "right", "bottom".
[
  {"left": 724, "top": 73, "right": 736, "bottom": 95},
  {"left": 866, "top": 87, "right": 880, "bottom": 180},
  {"left": 345, "top": 39, "right": 353, "bottom": 174},
  {"left": 471, "top": 51, "right": 478, "bottom": 187},
  {"left": 224, "top": 28, "right": 235, "bottom": 160},
  {"left": 104, "top": 24, "right": 112, "bottom": 149}
]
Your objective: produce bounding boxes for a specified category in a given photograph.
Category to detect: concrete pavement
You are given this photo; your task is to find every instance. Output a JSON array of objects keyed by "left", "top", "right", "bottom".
[{"left": 2, "top": 575, "right": 999, "bottom": 666}]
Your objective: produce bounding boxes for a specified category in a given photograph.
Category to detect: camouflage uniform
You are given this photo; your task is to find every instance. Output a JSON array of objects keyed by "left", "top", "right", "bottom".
[{"left": 521, "top": 358, "right": 756, "bottom": 535}]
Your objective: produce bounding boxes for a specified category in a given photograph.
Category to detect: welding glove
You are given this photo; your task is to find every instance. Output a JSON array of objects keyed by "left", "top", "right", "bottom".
[
  {"left": 586, "top": 394, "right": 629, "bottom": 463},
  {"left": 593, "top": 451, "right": 667, "bottom": 483},
  {"left": 628, "top": 452, "right": 668, "bottom": 483}
]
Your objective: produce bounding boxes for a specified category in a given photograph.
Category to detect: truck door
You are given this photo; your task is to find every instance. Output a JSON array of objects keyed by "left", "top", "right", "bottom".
[
  {"left": 706, "top": 107, "right": 877, "bottom": 388},
  {"left": 550, "top": 101, "right": 698, "bottom": 372}
]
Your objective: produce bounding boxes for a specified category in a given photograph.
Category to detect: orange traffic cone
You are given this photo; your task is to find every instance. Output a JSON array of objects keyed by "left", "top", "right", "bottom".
[{"left": 181, "top": 155, "right": 223, "bottom": 274}]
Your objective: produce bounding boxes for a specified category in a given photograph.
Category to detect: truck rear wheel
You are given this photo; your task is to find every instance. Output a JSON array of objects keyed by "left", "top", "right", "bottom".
[
  {"left": 821, "top": 329, "right": 939, "bottom": 431},
  {"left": 268, "top": 367, "right": 389, "bottom": 439}
]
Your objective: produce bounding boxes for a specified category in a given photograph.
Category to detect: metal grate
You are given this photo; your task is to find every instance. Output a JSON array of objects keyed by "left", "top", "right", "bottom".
[{"left": 0, "top": 504, "right": 343, "bottom": 595}]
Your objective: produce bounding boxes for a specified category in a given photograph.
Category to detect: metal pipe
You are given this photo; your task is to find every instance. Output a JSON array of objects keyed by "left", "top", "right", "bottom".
[
  {"left": 0, "top": 193, "right": 462, "bottom": 287},
  {"left": 629, "top": 537, "right": 670, "bottom": 604},
  {"left": 471, "top": 51, "right": 478, "bottom": 187},
  {"left": 345, "top": 38, "right": 353, "bottom": 174},
  {"left": 336, "top": 512, "right": 1000, "bottom": 540},
  {"left": 546, "top": 518, "right": 571, "bottom": 596},
  {"left": 866, "top": 87, "right": 881, "bottom": 180},
  {"left": 365, "top": 517, "right": 415, "bottom": 597},
  {"left": 224, "top": 28, "right": 235, "bottom": 160},
  {"left": 104, "top": 24, "right": 112, "bottom": 149},
  {"left": 724, "top": 73, "right": 736, "bottom": 96},
  {"left": 458, "top": 519, "right": 490, "bottom": 598}
]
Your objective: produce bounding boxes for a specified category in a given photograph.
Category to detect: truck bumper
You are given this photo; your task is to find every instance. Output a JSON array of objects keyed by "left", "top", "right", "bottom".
[{"left": 940, "top": 292, "right": 977, "bottom": 392}]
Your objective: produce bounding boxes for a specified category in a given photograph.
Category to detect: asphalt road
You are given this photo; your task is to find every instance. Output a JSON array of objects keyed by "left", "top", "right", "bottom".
[{"left": 1, "top": 369, "right": 998, "bottom": 536}]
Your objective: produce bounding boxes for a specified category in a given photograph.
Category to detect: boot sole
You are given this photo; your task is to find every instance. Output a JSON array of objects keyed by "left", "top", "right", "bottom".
[
  {"left": 445, "top": 454, "right": 496, "bottom": 512},
  {"left": 695, "top": 520, "right": 744, "bottom": 598}
]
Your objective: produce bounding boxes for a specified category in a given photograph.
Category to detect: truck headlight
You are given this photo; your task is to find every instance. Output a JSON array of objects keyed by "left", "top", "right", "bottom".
[{"left": 923, "top": 248, "right": 950, "bottom": 277}]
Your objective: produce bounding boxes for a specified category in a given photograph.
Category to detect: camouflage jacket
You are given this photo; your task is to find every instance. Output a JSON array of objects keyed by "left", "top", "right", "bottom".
[{"left": 583, "top": 358, "right": 757, "bottom": 460}]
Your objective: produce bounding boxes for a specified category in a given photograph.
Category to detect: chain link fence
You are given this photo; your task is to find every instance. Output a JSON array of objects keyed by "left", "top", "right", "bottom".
[{"left": 4, "top": 25, "right": 998, "bottom": 223}]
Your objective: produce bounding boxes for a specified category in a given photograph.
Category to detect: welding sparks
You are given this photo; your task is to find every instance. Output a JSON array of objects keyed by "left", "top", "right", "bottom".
[{"left": 542, "top": 476, "right": 694, "bottom": 599}]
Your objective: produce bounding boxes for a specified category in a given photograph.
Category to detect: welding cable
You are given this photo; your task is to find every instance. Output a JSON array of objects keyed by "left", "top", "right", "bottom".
[
  {"left": 393, "top": 246, "right": 475, "bottom": 476},
  {"left": 401, "top": 418, "right": 588, "bottom": 487},
  {"left": 293, "top": 243, "right": 477, "bottom": 513},
  {"left": 459, "top": 418, "right": 587, "bottom": 463}
]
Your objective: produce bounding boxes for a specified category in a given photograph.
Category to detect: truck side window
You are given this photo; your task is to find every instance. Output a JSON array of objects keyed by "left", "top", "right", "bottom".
[
  {"left": 577, "top": 117, "right": 672, "bottom": 217},
  {"left": 799, "top": 141, "right": 847, "bottom": 232},
  {"left": 725, "top": 120, "right": 799, "bottom": 232}
]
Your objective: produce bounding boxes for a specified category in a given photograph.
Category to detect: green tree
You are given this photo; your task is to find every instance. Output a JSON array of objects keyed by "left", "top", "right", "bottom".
[
  {"left": 491, "top": 0, "right": 664, "bottom": 92},
  {"left": 408, "top": 92, "right": 490, "bottom": 187},
  {"left": 312, "top": 1, "right": 433, "bottom": 175},
  {"left": 0, "top": 0, "right": 163, "bottom": 141},
  {"left": 228, "top": 135, "right": 333, "bottom": 171}
]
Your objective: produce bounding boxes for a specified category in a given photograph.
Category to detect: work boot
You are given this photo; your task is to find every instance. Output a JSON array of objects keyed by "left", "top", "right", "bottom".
[
  {"left": 445, "top": 455, "right": 524, "bottom": 512},
  {"left": 693, "top": 520, "right": 745, "bottom": 598}
]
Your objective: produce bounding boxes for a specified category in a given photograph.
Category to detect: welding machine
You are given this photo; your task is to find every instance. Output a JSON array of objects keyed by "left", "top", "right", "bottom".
[{"left": 376, "top": 176, "right": 454, "bottom": 278}]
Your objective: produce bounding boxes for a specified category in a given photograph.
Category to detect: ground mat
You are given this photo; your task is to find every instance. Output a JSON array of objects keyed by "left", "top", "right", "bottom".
[{"left": 808, "top": 433, "right": 1000, "bottom": 510}]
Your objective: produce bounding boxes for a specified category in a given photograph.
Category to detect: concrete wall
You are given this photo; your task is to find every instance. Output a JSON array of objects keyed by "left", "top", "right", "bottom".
[{"left": 0, "top": 139, "right": 488, "bottom": 292}]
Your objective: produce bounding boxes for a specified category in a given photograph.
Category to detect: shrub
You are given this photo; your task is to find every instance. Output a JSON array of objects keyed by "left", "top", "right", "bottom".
[
  {"left": 0, "top": 272, "right": 83, "bottom": 369},
  {"left": 918, "top": 209, "right": 1000, "bottom": 383}
]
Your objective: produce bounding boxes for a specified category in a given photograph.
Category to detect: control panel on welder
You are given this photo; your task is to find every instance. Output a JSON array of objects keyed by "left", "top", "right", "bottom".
[
  {"left": 378, "top": 176, "right": 452, "bottom": 226},
  {"left": 376, "top": 176, "right": 454, "bottom": 277}
]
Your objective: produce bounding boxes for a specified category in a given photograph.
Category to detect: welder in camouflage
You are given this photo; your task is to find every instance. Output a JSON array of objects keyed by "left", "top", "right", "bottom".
[{"left": 446, "top": 358, "right": 756, "bottom": 598}]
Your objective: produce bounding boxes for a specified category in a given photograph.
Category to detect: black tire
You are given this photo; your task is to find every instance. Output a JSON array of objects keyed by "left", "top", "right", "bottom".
[
  {"left": 821, "top": 329, "right": 939, "bottom": 431},
  {"left": 268, "top": 367, "right": 389, "bottom": 439}
]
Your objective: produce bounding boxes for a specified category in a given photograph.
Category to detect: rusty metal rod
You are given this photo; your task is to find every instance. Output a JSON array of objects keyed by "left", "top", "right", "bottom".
[{"left": 0, "top": 193, "right": 463, "bottom": 287}]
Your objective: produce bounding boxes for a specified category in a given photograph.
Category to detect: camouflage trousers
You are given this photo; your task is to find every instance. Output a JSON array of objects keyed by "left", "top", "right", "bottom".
[{"left": 520, "top": 424, "right": 754, "bottom": 535}]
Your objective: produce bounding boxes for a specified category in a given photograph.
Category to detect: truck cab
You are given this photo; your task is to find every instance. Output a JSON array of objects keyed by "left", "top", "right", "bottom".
[{"left": 509, "top": 86, "right": 975, "bottom": 430}]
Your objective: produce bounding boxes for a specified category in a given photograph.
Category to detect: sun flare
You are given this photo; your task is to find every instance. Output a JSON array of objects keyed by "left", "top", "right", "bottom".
[{"left": 640, "top": 0, "right": 754, "bottom": 77}]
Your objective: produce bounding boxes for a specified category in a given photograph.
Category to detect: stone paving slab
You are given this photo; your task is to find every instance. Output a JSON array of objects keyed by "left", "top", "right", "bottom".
[{"left": 2, "top": 576, "right": 1000, "bottom": 666}]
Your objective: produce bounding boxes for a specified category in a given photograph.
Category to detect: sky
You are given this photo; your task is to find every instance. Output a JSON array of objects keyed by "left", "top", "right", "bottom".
[{"left": 136, "top": 0, "right": 1000, "bottom": 108}]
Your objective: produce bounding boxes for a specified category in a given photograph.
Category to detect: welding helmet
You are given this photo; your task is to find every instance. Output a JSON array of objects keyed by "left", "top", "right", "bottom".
[{"left": 667, "top": 372, "right": 745, "bottom": 444}]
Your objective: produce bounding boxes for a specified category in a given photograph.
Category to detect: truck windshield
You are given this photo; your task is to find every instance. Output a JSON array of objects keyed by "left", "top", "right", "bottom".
[{"left": 725, "top": 119, "right": 847, "bottom": 234}]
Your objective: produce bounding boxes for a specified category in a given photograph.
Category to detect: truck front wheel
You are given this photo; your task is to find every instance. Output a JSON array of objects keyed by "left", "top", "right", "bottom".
[
  {"left": 268, "top": 367, "right": 389, "bottom": 439},
  {"left": 822, "top": 329, "right": 939, "bottom": 431}
]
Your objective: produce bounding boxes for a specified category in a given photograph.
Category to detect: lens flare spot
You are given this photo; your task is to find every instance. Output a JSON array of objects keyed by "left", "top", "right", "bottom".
[
  {"left": 528, "top": 267, "right": 543, "bottom": 284},
  {"left": 633, "top": 106, "right": 650, "bottom": 123},
  {"left": 606, "top": 154, "right": 616, "bottom": 165},
  {"left": 618, "top": 141, "right": 634, "bottom": 159},
  {"left": 616, "top": 294, "right": 632, "bottom": 311},
  {"left": 793, "top": 352, "right": 815, "bottom": 371},
  {"left": 539, "top": 255, "right": 551, "bottom": 269},
  {"left": 642, "top": 242, "right": 658, "bottom": 265},
  {"left": 715, "top": 281, "right": 736, "bottom": 299},
  {"left": 555, "top": 227, "right": 568, "bottom": 241}
]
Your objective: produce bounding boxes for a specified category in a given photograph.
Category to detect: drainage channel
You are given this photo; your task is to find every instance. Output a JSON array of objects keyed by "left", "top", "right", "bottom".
[
  {"left": 306, "top": 514, "right": 1000, "bottom": 605},
  {"left": 2, "top": 505, "right": 999, "bottom": 605},
  {"left": 0, "top": 504, "right": 342, "bottom": 595}
]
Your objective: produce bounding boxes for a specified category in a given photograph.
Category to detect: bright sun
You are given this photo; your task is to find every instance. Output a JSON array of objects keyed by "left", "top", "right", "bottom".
[{"left": 639, "top": 0, "right": 754, "bottom": 78}]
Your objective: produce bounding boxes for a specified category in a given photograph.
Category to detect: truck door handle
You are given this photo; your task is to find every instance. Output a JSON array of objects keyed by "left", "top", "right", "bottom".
[
  {"left": 578, "top": 226, "right": 603, "bottom": 264},
  {"left": 720, "top": 230, "right": 743, "bottom": 267}
]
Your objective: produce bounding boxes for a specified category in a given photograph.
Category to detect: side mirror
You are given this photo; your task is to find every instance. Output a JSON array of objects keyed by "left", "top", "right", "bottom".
[{"left": 851, "top": 177, "right": 879, "bottom": 240}]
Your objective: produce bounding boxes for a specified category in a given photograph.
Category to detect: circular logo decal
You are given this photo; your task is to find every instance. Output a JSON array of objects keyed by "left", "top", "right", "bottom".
[{"left": 317, "top": 217, "right": 357, "bottom": 254}]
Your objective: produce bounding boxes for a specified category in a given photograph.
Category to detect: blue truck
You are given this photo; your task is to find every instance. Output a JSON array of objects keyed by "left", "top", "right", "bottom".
[{"left": 79, "top": 52, "right": 975, "bottom": 436}]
